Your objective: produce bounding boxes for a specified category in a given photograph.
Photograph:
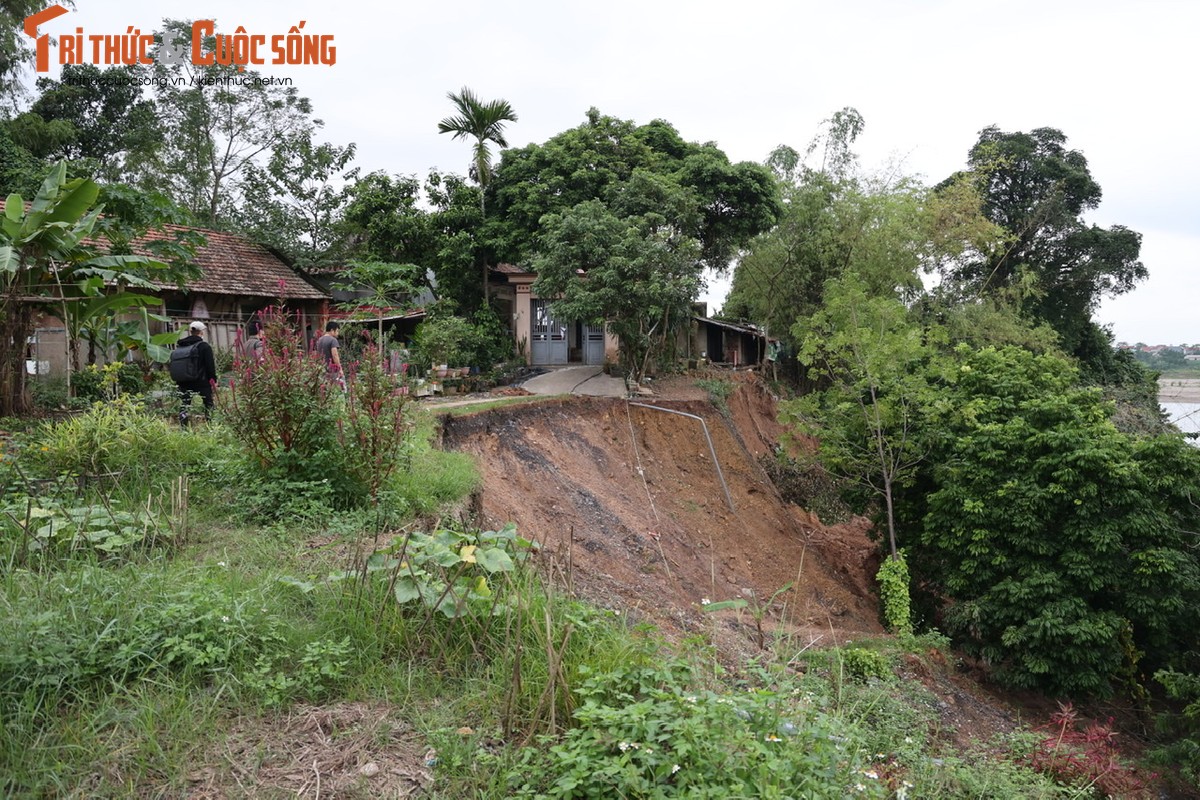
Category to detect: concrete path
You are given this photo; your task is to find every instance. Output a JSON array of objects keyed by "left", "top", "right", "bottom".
[{"left": 521, "top": 366, "right": 628, "bottom": 397}]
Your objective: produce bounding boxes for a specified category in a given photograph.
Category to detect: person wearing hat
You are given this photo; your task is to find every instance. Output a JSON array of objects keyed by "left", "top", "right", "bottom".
[{"left": 173, "top": 321, "right": 218, "bottom": 426}]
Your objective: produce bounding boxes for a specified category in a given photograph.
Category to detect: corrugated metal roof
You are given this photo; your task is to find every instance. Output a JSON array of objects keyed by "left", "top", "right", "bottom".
[{"left": 693, "top": 316, "right": 772, "bottom": 339}]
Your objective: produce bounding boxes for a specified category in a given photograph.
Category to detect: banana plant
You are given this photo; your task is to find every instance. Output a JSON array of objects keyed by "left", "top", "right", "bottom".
[{"left": 1, "top": 162, "right": 172, "bottom": 412}]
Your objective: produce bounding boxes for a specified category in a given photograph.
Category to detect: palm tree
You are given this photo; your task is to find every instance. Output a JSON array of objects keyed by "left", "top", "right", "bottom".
[{"left": 438, "top": 87, "right": 517, "bottom": 305}]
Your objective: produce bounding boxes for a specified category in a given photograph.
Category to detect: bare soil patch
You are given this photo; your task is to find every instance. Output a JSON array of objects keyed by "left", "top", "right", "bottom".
[{"left": 440, "top": 372, "right": 884, "bottom": 650}]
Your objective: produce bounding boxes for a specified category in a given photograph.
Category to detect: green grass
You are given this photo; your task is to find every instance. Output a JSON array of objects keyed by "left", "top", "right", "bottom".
[
  {"left": 430, "top": 393, "right": 569, "bottom": 416},
  {"left": 0, "top": 398, "right": 1133, "bottom": 798}
]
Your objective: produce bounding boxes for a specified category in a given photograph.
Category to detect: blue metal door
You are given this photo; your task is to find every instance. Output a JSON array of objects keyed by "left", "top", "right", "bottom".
[
  {"left": 584, "top": 323, "right": 605, "bottom": 365},
  {"left": 531, "top": 300, "right": 567, "bottom": 364}
]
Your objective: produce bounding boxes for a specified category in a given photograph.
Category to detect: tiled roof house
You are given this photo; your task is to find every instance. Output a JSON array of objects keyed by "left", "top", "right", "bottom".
[{"left": 29, "top": 223, "right": 331, "bottom": 375}]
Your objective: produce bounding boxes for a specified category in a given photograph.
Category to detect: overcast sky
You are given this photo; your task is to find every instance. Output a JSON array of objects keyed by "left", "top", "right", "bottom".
[{"left": 29, "top": 0, "right": 1200, "bottom": 344}]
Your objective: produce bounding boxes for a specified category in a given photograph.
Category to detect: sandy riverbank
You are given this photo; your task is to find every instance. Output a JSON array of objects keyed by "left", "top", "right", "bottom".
[{"left": 1159, "top": 378, "right": 1200, "bottom": 404}]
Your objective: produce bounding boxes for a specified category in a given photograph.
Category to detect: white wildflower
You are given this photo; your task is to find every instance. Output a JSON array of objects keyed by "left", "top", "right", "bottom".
[{"left": 671, "top": 764, "right": 681, "bottom": 774}]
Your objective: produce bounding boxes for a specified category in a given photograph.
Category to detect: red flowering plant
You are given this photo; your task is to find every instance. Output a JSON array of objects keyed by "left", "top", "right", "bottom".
[{"left": 1027, "top": 702, "right": 1154, "bottom": 798}]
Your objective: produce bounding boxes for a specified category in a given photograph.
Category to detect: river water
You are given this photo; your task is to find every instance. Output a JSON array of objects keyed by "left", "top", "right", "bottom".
[{"left": 1162, "top": 402, "right": 1200, "bottom": 440}]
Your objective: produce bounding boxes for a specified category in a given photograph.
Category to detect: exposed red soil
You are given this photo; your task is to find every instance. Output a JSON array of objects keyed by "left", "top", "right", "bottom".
[
  {"left": 440, "top": 372, "right": 1173, "bottom": 787},
  {"left": 440, "top": 372, "right": 885, "bottom": 652}
]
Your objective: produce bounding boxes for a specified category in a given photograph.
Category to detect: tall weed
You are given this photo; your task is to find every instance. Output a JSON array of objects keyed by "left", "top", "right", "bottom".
[{"left": 30, "top": 396, "right": 225, "bottom": 488}]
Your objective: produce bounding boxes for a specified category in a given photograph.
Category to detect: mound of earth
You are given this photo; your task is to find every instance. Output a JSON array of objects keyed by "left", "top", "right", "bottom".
[{"left": 441, "top": 372, "right": 884, "bottom": 651}]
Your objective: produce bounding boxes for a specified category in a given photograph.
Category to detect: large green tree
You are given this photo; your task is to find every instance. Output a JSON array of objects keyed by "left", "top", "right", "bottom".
[
  {"left": 487, "top": 109, "right": 779, "bottom": 270},
  {"left": 238, "top": 132, "right": 358, "bottom": 271},
  {"left": 939, "top": 126, "right": 1145, "bottom": 357},
  {"left": 788, "top": 273, "right": 942, "bottom": 558},
  {"left": 13, "top": 64, "right": 162, "bottom": 184},
  {"left": 338, "top": 169, "right": 484, "bottom": 311},
  {"left": 0, "top": 0, "right": 75, "bottom": 106},
  {"left": 726, "top": 110, "right": 1001, "bottom": 348},
  {"left": 901, "top": 345, "right": 1200, "bottom": 697},
  {"left": 532, "top": 197, "right": 702, "bottom": 384},
  {"left": 150, "top": 19, "right": 318, "bottom": 227}
]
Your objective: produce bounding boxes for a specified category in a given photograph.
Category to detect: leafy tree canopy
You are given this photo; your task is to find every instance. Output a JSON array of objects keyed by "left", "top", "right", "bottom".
[
  {"left": 0, "top": 0, "right": 75, "bottom": 106},
  {"left": 338, "top": 169, "right": 484, "bottom": 311},
  {"left": 532, "top": 197, "right": 702, "bottom": 384},
  {"left": 726, "top": 109, "right": 1003, "bottom": 347},
  {"left": 901, "top": 345, "right": 1200, "bottom": 697},
  {"left": 149, "top": 19, "right": 318, "bottom": 227},
  {"left": 937, "top": 126, "right": 1145, "bottom": 357},
  {"left": 488, "top": 108, "right": 779, "bottom": 269},
  {"left": 15, "top": 64, "right": 163, "bottom": 184},
  {"left": 238, "top": 132, "right": 358, "bottom": 271}
]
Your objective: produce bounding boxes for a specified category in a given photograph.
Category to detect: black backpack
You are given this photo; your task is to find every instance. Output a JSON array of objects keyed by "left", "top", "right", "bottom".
[{"left": 169, "top": 342, "right": 204, "bottom": 383}]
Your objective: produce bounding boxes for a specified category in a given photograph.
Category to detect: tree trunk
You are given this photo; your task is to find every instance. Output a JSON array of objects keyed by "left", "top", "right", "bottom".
[{"left": 0, "top": 294, "right": 33, "bottom": 416}]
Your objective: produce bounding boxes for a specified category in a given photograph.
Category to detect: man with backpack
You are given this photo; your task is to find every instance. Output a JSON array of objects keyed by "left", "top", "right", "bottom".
[{"left": 170, "top": 321, "right": 217, "bottom": 427}]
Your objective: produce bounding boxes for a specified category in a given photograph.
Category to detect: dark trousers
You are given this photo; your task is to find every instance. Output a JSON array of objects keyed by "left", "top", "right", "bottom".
[{"left": 177, "top": 380, "right": 213, "bottom": 426}]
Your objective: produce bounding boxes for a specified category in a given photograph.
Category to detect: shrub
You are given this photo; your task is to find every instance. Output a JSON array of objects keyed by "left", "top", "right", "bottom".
[
  {"left": 71, "top": 362, "right": 148, "bottom": 402},
  {"left": 1026, "top": 702, "right": 1152, "bottom": 797},
  {"left": 465, "top": 305, "right": 516, "bottom": 369},
  {"left": 413, "top": 314, "right": 475, "bottom": 369},
  {"left": 695, "top": 378, "right": 733, "bottom": 415},
  {"left": 840, "top": 648, "right": 893, "bottom": 683},
  {"left": 339, "top": 346, "right": 412, "bottom": 502},
  {"left": 28, "top": 395, "right": 224, "bottom": 486},
  {"left": 510, "top": 660, "right": 874, "bottom": 798},
  {"left": 906, "top": 346, "right": 1200, "bottom": 696},
  {"left": 28, "top": 376, "right": 69, "bottom": 411},
  {"left": 220, "top": 309, "right": 354, "bottom": 508},
  {"left": 759, "top": 451, "right": 851, "bottom": 525},
  {"left": 1150, "top": 669, "right": 1200, "bottom": 788},
  {"left": 876, "top": 554, "right": 913, "bottom": 637}
]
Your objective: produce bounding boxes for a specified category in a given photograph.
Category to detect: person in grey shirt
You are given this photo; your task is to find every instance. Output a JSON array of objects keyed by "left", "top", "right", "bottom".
[{"left": 315, "top": 320, "right": 344, "bottom": 387}]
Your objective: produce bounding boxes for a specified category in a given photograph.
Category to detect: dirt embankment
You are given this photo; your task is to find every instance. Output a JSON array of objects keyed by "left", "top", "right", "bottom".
[{"left": 440, "top": 374, "right": 883, "bottom": 648}]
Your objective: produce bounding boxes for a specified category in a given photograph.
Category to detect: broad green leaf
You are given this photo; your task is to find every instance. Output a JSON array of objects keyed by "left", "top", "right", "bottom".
[
  {"left": 277, "top": 576, "right": 317, "bottom": 593},
  {"left": 475, "top": 546, "right": 514, "bottom": 573},
  {"left": 29, "top": 162, "right": 66, "bottom": 217},
  {"left": 393, "top": 577, "right": 421, "bottom": 604},
  {"left": 471, "top": 575, "right": 492, "bottom": 598},
  {"left": 44, "top": 179, "right": 100, "bottom": 227},
  {"left": 0, "top": 245, "right": 19, "bottom": 274},
  {"left": 436, "top": 593, "right": 466, "bottom": 618},
  {"left": 4, "top": 193, "right": 22, "bottom": 222}
]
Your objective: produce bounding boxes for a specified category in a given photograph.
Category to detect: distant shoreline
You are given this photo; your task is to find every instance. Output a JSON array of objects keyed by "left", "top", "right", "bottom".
[{"left": 1159, "top": 378, "right": 1200, "bottom": 404}]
